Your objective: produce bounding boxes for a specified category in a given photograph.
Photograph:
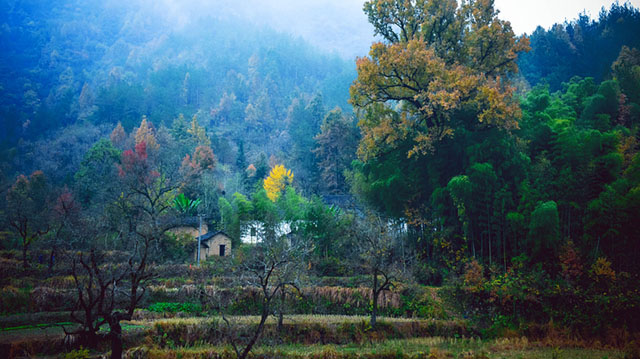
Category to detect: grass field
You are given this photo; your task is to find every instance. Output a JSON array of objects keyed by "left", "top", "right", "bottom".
[
  {"left": 3, "top": 314, "right": 627, "bottom": 358},
  {"left": 138, "top": 337, "right": 624, "bottom": 359}
]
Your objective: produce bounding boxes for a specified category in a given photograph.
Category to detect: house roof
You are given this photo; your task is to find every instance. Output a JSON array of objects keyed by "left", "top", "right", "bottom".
[{"left": 196, "top": 231, "right": 232, "bottom": 244}]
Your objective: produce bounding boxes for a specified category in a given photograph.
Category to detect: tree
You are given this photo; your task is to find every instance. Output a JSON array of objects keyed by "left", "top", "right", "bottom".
[
  {"left": 66, "top": 140, "right": 180, "bottom": 358},
  {"left": 217, "top": 235, "right": 309, "bottom": 359},
  {"left": 48, "top": 187, "right": 81, "bottom": 272},
  {"left": 187, "top": 115, "right": 211, "bottom": 147},
  {"left": 5, "top": 171, "right": 50, "bottom": 268},
  {"left": 74, "top": 139, "right": 122, "bottom": 205},
  {"left": 612, "top": 46, "right": 640, "bottom": 105},
  {"left": 518, "top": 3, "right": 640, "bottom": 91},
  {"left": 263, "top": 164, "right": 294, "bottom": 202},
  {"left": 353, "top": 213, "right": 398, "bottom": 328},
  {"left": 527, "top": 200, "right": 560, "bottom": 262},
  {"left": 447, "top": 174, "right": 473, "bottom": 254},
  {"left": 286, "top": 95, "right": 324, "bottom": 190},
  {"left": 350, "top": 0, "right": 528, "bottom": 222},
  {"left": 313, "top": 108, "right": 360, "bottom": 194},
  {"left": 304, "top": 197, "right": 354, "bottom": 261},
  {"left": 179, "top": 145, "right": 216, "bottom": 198},
  {"left": 66, "top": 241, "right": 157, "bottom": 359},
  {"left": 219, "top": 192, "right": 253, "bottom": 248},
  {"left": 110, "top": 122, "right": 127, "bottom": 148},
  {"left": 173, "top": 193, "right": 201, "bottom": 216},
  {"left": 134, "top": 116, "right": 158, "bottom": 151}
]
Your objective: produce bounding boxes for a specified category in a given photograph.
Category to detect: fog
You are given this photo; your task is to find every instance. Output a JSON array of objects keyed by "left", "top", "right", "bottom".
[
  {"left": 116, "top": 0, "right": 640, "bottom": 58},
  {"left": 113, "top": 0, "right": 375, "bottom": 59}
]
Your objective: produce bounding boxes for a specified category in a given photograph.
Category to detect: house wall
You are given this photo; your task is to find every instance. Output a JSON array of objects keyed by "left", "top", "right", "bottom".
[{"left": 209, "top": 234, "right": 232, "bottom": 257}]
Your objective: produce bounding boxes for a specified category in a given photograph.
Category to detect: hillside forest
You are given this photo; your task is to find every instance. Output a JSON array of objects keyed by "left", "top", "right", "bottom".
[{"left": 1, "top": 1, "right": 640, "bottom": 358}]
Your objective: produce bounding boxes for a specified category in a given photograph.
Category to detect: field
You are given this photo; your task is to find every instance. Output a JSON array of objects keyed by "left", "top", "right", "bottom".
[{"left": 2, "top": 251, "right": 639, "bottom": 359}]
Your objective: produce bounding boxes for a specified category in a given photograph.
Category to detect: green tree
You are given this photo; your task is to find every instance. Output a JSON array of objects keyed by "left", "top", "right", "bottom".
[
  {"left": 219, "top": 193, "right": 253, "bottom": 248},
  {"left": 527, "top": 201, "right": 560, "bottom": 262},
  {"left": 74, "top": 139, "right": 122, "bottom": 205},
  {"left": 313, "top": 108, "right": 359, "bottom": 194},
  {"left": 351, "top": 0, "right": 528, "bottom": 224}
]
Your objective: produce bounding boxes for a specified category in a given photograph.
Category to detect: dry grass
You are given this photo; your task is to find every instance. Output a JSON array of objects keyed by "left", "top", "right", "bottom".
[
  {"left": 123, "top": 337, "right": 625, "bottom": 359},
  {"left": 305, "top": 286, "right": 402, "bottom": 309},
  {"left": 138, "top": 315, "right": 471, "bottom": 349},
  {"left": 131, "top": 314, "right": 459, "bottom": 327}
]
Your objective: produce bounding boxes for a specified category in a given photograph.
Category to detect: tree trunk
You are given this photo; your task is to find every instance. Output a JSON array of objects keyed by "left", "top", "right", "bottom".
[
  {"left": 487, "top": 203, "right": 492, "bottom": 266},
  {"left": 110, "top": 319, "right": 123, "bottom": 359},
  {"left": 48, "top": 245, "right": 57, "bottom": 274},
  {"left": 22, "top": 240, "right": 30, "bottom": 268},
  {"left": 371, "top": 271, "right": 378, "bottom": 329},
  {"left": 471, "top": 232, "right": 476, "bottom": 258},
  {"left": 239, "top": 302, "right": 269, "bottom": 359},
  {"left": 277, "top": 286, "right": 285, "bottom": 333}
]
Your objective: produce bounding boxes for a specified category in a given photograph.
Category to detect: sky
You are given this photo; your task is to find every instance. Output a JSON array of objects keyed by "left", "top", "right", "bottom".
[{"left": 494, "top": 0, "right": 640, "bottom": 35}]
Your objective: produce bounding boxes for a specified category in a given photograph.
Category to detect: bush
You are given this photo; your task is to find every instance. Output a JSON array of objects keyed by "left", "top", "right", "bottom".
[
  {"left": 414, "top": 262, "right": 444, "bottom": 286},
  {"left": 315, "top": 257, "right": 348, "bottom": 277},
  {"left": 0, "top": 285, "right": 31, "bottom": 314},
  {"left": 624, "top": 340, "right": 640, "bottom": 359},
  {"left": 63, "top": 347, "right": 90, "bottom": 359},
  {"left": 147, "top": 302, "right": 202, "bottom": 314}
]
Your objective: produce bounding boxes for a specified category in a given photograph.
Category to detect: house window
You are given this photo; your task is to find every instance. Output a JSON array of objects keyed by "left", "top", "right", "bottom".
[{"left": 219, "top": 244, "right": 226, "bottom": 257}]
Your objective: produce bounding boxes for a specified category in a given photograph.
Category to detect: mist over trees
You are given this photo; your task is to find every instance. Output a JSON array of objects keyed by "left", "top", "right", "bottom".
[{"left": 0, "top": 0, "right": 357, "bottom": 192}]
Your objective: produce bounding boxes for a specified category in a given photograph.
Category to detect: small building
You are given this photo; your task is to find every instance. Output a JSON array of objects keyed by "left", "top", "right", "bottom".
[{"left": 195, "top": 231, "right": 232, "bottom": 262}]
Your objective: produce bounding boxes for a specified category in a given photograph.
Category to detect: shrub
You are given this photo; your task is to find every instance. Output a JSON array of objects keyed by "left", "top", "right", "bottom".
[
  {"left": 147, "top": 302, "right": 202, "bottom": 314},
  {"left": 63, "top": 347, "right": 90, "bottom": 359},
  {"left": 624, "top": 340, "right": 640, "bottom": 359},
  {"left": 0, "top": 285, "right": 31, "bottom": 313},
  {"left": 315, "top": 257, "right": 348, "bottom": 277}
]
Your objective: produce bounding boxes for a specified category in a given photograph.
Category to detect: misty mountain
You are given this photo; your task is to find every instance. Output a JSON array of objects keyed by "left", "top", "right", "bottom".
[{"left": 0, "top": 0, "right": 357, "bottom": 144}]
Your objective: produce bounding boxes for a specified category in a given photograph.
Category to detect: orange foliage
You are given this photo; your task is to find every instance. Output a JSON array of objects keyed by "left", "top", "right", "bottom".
[
  {"left": 134, "top": 116, "right": 158, "bottom": 151},
  {"left": 352, "top": 0, "right": 529, "bottom": 161},
  {"left": 180, "top": 145, "right": 216, "bottom": 180},
  {"left": 591, "top": 257, "right": 616, "bottom": 281},
  {"left": 559, "top": 240, "right": 583, "bottom": 282},
  {"left": 463, "top": 259, "right": 485, "bottom": 291},
  {"left": 110, "top": 122, "right": 126, "bottom": 147}
]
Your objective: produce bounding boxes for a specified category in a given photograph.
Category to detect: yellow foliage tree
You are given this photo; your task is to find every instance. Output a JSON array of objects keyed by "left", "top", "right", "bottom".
[
  {"left": 187, "top": 115, "right": 211, "bottom": 147},
  {"left": 263, "top": 164, "right": 294, "bottom": 202},
  {"left": 134, "top": 116, "right": 159, "bottom": 151}
]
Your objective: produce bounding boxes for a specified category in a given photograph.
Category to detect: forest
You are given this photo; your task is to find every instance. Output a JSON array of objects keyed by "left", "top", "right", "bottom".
[{"left": 1, "top": 0, "right": 640, "bottom": 358}]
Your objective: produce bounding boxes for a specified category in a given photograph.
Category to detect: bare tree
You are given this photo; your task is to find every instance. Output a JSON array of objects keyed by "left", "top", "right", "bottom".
[
  {"left": 216, "top": 234, "right": 309, "bottom": 359},
  {"left": 5, "top": 171, "right": 50, "bottom": 268},
  {"left": 65, "top": 140, "right": 180, "bottom": 359},
  {"left": 352, "top": 213, "right": 399, "bottom": 328},
  {"left": 65, "top": 244, "right": 153, "bottom": 358},
  {"left": 47, "top": 187, "right": 81, "bottom": 273}
]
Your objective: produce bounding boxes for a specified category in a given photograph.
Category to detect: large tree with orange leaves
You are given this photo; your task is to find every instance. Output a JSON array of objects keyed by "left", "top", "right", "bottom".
[
  {"left": 350, "top": 0, "right": 529, "bottom": 219},
  {"left": 354, "top": 0, "right": 529, "bottom": 160}
]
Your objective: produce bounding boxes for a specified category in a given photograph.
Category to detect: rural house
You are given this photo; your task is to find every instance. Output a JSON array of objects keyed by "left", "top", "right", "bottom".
[{"left": 195, "top": 231, "right": 232, "bottom": 261}]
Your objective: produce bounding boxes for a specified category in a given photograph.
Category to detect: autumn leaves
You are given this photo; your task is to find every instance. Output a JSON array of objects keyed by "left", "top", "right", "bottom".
[{"left": 352, "top": 0, "right": 529, "bottom": 161}]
